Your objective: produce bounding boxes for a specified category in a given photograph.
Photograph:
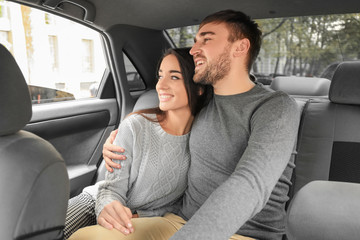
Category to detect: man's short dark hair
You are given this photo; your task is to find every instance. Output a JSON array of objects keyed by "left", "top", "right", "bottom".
[{"left": 200, "top": 10, "right": 262, "bottom": 72}]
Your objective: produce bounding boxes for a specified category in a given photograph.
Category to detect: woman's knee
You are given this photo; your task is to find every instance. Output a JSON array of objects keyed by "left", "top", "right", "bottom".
[
  {"left": 68, "top": 225, "right": 119, "bottom": 240},
  {"left": 69, "top": 217, "right": 178, "bottom": 240}
]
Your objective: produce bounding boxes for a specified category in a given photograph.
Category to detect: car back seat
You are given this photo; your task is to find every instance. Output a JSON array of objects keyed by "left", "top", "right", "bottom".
[
  {"left": 286, "top": 61, "right": 360, "bottom": 240},
  {"left": 290, "top": 61, "right": 360, "bottom": 195}
]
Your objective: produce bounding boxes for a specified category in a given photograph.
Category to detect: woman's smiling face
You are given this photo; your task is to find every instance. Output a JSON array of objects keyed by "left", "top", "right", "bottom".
[{"left": 156, "top": 54, "right": 190, "bottom": 114}]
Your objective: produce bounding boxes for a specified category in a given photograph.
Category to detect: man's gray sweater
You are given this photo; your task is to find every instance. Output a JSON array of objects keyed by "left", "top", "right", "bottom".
[{"left": 171, "top": 84, "right": 300, "bottom": 240}]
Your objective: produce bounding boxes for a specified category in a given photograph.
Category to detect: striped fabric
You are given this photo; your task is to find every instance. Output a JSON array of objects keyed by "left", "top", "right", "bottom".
[{"left": 65, "top": 193, "right": 97, "bottom": 239}]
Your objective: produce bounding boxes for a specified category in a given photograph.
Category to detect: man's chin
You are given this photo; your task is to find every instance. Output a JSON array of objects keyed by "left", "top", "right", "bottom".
[
  {"left": 193, "top": 77, "right": 200, "bottom": 83},
  {"left": 194, "top": 77, "right": 211, "bottom": 85},
  {"left": 193, "top": 76, "right": 203, "bottom": 84}
]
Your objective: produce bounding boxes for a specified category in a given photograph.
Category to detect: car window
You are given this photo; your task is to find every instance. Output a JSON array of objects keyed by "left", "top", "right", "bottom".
[
  {"left": 123, "top": 53, "right": 146, "bottom": 91},
  {"left": 167, "top": 13, "right": 360, "bottom": 84},
  {"left": 0, "top": 1, "right": 107, "bottom": 104}
]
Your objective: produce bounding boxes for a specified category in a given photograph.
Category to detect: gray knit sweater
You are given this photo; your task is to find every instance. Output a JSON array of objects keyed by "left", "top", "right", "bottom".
[
  {"left": 171, "top": 83, "right": 300, "bottom": 240},
  {"left": 95, "top": 113, "right": 190, "bottom": 218}
]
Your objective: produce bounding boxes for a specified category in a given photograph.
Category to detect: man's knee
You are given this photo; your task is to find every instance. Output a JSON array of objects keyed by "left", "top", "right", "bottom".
[
  {"left": 129, "top": 216, "right": 178, "bottom": 239},
  {"left": 68, "top": 225, "right": 112, "bottom": 240}
]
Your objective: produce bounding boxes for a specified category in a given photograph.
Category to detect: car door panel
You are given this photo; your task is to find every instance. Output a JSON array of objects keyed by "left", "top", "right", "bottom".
[{"left": 24, "top": 98, "right": 119, "bottom": 197}]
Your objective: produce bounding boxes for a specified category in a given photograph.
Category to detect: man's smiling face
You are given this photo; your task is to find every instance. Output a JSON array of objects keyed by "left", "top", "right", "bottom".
[{"left": 190, "top": 22, "right": 233, "bottom": 86}]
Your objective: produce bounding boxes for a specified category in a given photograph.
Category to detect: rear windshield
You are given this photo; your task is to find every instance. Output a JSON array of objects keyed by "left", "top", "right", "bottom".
[{"left": 167, "top": 13, "right": 360, "bottom": 84}]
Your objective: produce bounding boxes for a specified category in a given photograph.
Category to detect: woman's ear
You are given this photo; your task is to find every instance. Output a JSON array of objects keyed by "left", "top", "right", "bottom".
[{"left": 198, "top": 86, "right": 204, "bottom": 96}]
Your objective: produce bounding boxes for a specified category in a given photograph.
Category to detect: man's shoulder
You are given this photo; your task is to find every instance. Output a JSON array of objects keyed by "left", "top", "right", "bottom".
[
  {"left": 248, "top": 85, "right": 299, "bottom": 121},
  {"left": 269, "top": 90, "right": 298, "bottom": 109},
  {"left": 255, "top": 84, "right": 297, "bottom": 107}
]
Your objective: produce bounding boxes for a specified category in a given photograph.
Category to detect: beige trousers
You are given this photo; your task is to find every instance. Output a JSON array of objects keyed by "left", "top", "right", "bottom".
[{"left": 69, "top": 213, "right": 255, "bottom": 240}]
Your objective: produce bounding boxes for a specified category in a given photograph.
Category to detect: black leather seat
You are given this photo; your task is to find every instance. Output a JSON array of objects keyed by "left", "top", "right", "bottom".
[
  {"left": 286, "top": 61, "right": 360, "bottom": 240},
  {"left": 0, "top": 44, "right": 70, "bottom": 240}
]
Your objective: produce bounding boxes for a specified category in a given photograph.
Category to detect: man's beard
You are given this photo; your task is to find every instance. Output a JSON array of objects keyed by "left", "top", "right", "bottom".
[{"left": 193, "top": 45, "right": 231, "bottom": 86}]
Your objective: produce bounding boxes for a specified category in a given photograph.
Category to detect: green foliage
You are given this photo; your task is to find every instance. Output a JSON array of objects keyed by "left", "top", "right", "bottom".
[
  {"left": 167, "top": 25, "right": 198, "bottom": 48},
  {"left": 256, "top": 13, "right": 360, "bottom": 77}
]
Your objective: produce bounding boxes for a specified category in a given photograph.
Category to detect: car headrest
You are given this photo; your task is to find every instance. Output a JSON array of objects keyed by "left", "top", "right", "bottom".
[
  {"left": 0, "top": 44, "right": 32, "bottom": 136},
  {"left": 270, "top": 76, "right": 330, "bottom": 96},
  {"left": 329, "top": 61, "right": 360, "bottom": 105},
  {"left": 132, "top": 89, "right": 159, "bottom": 112}
]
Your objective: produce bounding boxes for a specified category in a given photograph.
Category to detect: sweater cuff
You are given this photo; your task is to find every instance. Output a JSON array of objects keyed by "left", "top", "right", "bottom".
[{"left": 95, "top": 192, "right": 126, "bottom": 219}]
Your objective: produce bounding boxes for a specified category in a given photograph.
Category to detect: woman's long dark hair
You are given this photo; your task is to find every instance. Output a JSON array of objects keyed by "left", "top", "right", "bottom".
[{"left": 133, "top": 48, "right": 212, "bottom": 122}]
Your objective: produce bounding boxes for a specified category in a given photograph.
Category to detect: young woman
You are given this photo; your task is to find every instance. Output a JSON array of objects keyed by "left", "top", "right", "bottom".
[{"left": 67, "top": 48, "right": 212, "bottom": 239}]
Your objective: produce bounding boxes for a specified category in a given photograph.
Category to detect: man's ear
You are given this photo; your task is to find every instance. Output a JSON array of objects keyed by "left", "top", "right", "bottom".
[{"left": 233, "top": 38, "right": 250, "bottom": 57}]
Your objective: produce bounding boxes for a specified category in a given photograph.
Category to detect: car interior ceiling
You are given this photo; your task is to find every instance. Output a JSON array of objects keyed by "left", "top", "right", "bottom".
[{"left": 14, "top": 0, "right": 360, "bottom": 30}]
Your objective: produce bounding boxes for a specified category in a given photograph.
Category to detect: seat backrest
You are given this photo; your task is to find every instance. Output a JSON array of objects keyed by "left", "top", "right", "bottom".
[
  {"left": 0, "top": 44, "right": 69, "bottom": 240},
  {"left": 270, "top": 76, "right": 331, "bottom": 98},
  {"left": 132, "top": 89, "right": 159, "bottom": 112},
  {"left": 290, "top": 61, "right": 360, "bottom": 196}
]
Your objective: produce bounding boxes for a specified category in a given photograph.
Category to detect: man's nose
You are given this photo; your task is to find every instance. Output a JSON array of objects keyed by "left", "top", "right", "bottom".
[{"left": 190, "top": 42, "right": 200, "bottom": 56}]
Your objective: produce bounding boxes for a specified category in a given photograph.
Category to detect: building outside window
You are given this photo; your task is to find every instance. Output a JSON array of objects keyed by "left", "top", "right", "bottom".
[
  {"left": 48, "top": 35, "right": 59, "bottom": 72},
  {"left": 0, "top": 1, "right": 107, "bottom": 103},
  {"left": 81, "top": 39, "right": 94, "bottom": 73}
]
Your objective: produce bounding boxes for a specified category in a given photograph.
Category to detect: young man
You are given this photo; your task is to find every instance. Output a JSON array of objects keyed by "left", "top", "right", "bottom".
[{"left": 75, "top": 10, "right": 300, "bottom": 240}]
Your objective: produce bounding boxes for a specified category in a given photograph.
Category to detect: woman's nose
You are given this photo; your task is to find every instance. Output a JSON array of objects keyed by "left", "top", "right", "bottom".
[{"left": 156, "top": 77, "right": 169, "bottom": 90}]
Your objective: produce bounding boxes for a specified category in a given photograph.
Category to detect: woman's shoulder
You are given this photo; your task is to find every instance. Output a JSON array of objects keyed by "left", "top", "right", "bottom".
[
  {"left": 128, "top": 112, "right": 157, "bottom": 121},
  {"left": 122, "top": 113, "right": 156, "bottom": 129}
]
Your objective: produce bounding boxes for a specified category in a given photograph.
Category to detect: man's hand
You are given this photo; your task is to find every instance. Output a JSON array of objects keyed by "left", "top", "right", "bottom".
[
  {"left": 98, "top": 201, "right": 134, "bottom": 235},
  {"left": 103, "top": 129, "right": 127, "bottom": 172}
]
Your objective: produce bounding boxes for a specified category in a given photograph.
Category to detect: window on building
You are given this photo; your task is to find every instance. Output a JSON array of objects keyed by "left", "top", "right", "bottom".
[
  {"left": 44, "top": 13, "right": 55, "bottom": 25},
  {"left": 48, "top": 35, "right": 59, "bottom": 71},
  {"left": 0, "top": 4, "right": 3, "bottom": 18},
  {"left": 0, "top": 2, "right": 107, "bottom": 104},
  {"left": 82, "top": 39, "right": 94, "bottom": 73},
  {"left": 0, "top": 0, "right": 7, "bottom": 19},
  {"left": 0, "top": 1, "right": 11, "bottom": 50},
  {"left": 0, "top": 30, "right": 10, "bottom": 48}
]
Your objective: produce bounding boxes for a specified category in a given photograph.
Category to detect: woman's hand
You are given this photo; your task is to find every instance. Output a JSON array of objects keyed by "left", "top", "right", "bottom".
[
  {"left": 98, "top": 200, "right": 134, "bottom": 235},
  {"left": 103, "top": 129, "right": 127, "bottom": 172}
]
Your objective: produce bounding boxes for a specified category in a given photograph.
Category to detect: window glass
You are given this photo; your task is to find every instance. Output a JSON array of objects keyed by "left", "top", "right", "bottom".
[
  {"left": 167, "top": 26, "right": 199, "bottom": 48},
  {"left": 167, "top": 13, "right": 360, "bottom": 84},
  {"left": 123, "top": 53, "right": 146, "bottom": 91},
  {"left": 0, "top": 0, "right": 107, "bottom": 104},
  {"left": 0, "top": 0, "right": 9, "bottom": 19}
]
